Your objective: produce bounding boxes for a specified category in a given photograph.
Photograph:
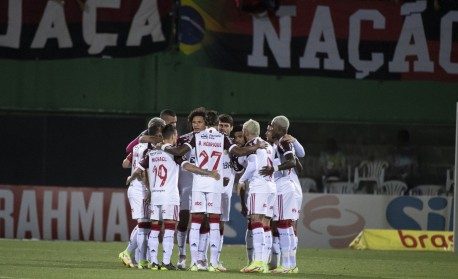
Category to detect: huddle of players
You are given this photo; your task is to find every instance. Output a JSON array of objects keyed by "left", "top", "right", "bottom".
[{"left": 118, "top": 107, "right": 306, "bottom": 273}]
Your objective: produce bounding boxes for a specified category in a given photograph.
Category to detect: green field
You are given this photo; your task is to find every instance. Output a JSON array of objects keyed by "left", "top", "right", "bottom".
[{"left": 0, "top": 239, "right": 457, "bottom": 278}]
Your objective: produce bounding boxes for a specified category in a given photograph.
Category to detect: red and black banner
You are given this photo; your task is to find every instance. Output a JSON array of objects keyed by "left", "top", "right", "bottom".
[
  {"left": 0, "top": 0, "right": 174, "bottom": 59},
  {"left": 183, "top": 0, "right": 458, "bottom": 81}
]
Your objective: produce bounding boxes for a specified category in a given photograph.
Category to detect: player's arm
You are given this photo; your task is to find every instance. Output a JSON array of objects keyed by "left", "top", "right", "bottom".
[
  {"left": 237, "top": 154, "right": 256, "bottom": 185},
  {"left": 122, "top": 153, "right": 133, "bottom": 169},
  {"left": 259, "top": 152, "right": 296, "bottom": 176},
  {"left": 227, "top": 139, "right": 266, "bottom": 157},
  {"left": 282, "top": 134, "right": 306, "bottom": 158},
  {"left": 162, "top": 134, "right": 194, "bottom": 157},
  {"left": 237, "top": 154, "right": 256, "bottom": 199},
  {"left": 162, "top": 144, "right": 191, "bottom": 157},
  {"left": 239, "top": 185, "right": 248, "bottom": 217},
  {"left": 181, "top": 161, "right": 220, "bottom": 180},
  {"left": 126, "top": 167, "right": 142, "bottom": 186},
  {"left": 126, "top": 154, "right": 148, "bottom": 185}
]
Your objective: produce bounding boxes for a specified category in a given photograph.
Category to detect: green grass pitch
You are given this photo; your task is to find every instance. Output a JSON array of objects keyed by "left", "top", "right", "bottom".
[{"left": 0, "top": 239, "right": 457, "bottom": 278}]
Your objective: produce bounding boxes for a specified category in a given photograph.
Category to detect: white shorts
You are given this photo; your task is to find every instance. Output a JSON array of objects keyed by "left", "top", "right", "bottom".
[
  {"left": 220, "top": 192, "right": 232, "bottom": 222},
  {"left": 266, "top": 195, "right": 276, "bottom": 219},
  {"left": 273, "top": 191, "right": 298, "bottom": 221},
  {"left": 150, "top": 204, "right": 180, "bottom": 221},
  {"left": 191, "top": 191, "right": 222, "bottom": 214},
  {"left": 247, "top": 192, "right": 276, "bottom": 216},
  {"left": 127, "top": 185, "right": 150, "bottom": 220},
  {"left": 179, "top": 185, "right": 192, "bottom": 211}
]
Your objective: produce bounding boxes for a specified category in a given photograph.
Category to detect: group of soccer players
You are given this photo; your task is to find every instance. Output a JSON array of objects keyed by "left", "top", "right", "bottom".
[{"left": 118, "top": 107, "right": 306, "bottom": 273}]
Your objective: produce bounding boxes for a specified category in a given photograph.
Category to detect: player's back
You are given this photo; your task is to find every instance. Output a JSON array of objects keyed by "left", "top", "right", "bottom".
[
  {"left": 274, "top": 139, "right": 297, "bottom": 194},
  {"left": 131, "top": 143, "right": 149, "bottom": 187},
  {"left": 246, "top": 137, "right": 276, "bottom": 193},
  {"left": 147, "top": 149, "right": 180, "bottom": 205},
  {"left": 192, "top": 127, "right": 226, "bottom": 193}
]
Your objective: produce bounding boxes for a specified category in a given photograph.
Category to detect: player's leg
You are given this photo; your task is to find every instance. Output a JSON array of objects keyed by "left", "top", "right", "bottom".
[
  {"left": 261, "top": 192, "right": 275, "bottom": 272},
  {"left": 136, "top": 218, "right": 151, "bottom": 269},
  {"left": 289, "top": 193, "right": 302, "bottom": 273},
  {"left": 217, "top": 191, "right": 231, "bottom": 271},
  {"left": 241, "top": 218, "right": 253, "bottom": 271},
  {"left": 272, "top": 191, "right": 296, "bottom": 273},
  {"left": 147, "top": 206, "right": 161, "bottom": 270},
  {"left": 176, "top": 186, "right": 191, "bottom": 269},
  {"left": 119, "top": 187, "right": 139, "bottom": 267},
  {"left": 119, "top": 225, "right": 138, "bottom": 267},
  {"left": 207, "top": 192, "right": 222, "bottom": 272},
  {"left": 188, "top": 191, "right": 206, "bottom": 271},
  {"left": 242, "top": 192, "right": 269, "bottom": 273},
  {"left": 269, "top": 220, "right": 280, "bottom": 270},
  {"left": 197, "top": 217, "right": 209, "bottom": 270},
  {"left": 161, "top": 205, "right": 179, "bottom": 270}
]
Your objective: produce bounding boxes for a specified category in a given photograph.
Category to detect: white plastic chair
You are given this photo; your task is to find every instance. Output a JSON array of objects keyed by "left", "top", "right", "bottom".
[
  {"left": 354, "top": 160, "right": 388, "bottom": 194},
  {"left": 409, "top": 185, "right": 445, "bottom": 196},
  {"left": 326, "top": 182, "right": 356, "bottom": 194},
  {"left": 299, "top": 178, "right": 316, "bottom": 193},
  {"left": 379, "top": 180, "right": 407, "bottom": 195}
]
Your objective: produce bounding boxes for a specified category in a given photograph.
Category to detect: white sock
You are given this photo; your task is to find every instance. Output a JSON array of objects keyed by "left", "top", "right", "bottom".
[
  {"left": 278, "top": 228, "right": 291, "bottom": 268},
  {"left": 126, "top": 226, "right": 138, "bottom": 254},
  {"left": 189, "top": 222, "right": 201, "bottom": 265},
  {"left": 289, "top": 228, "right": 297, "bottom": 267},
  {"left": 148, "top": 229, "right": 160, "bottom": 264},
  {"left": 209, "top": 222, "right": 221, "bottom": 267},
  {"left": 271, "top": 236, "right": 280, "bottom": 268},
  {"left": 252, "top": 225, "right": 264, "bottom": 262},
  {"left": 218, "top": 233, "right": 224, "bottom": 263},
  {"left": 137, "top": 227, "right": 149, "bottom": 262},
  {"left": 245, "top": 229, "right": 253, "bottom": 264},
  {"left": 162, "top": 229, "right": 174, "bottom": 265},
  {"left": 177, "top": 230, "right": 187, "bottom": 257},
  {"left": 263, "top": 229, "right": 272, "bottom": 263},
  {"left": 198, "top": 232, "right": 209, "bottom": 262}
]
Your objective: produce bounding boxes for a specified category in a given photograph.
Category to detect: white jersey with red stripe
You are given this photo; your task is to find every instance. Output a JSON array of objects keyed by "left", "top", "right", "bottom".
[
  {"left": 139, "top": 149, "right": 180, "bottom": 206},
  {"left": 130, "top": 142, "right": 150, "bottom": 189},
  {"left": 239, "top": 137, "right": 276, "bottom": 193},
  {"left": 186, "top": 127, "right": 235, "bottom": 193}
]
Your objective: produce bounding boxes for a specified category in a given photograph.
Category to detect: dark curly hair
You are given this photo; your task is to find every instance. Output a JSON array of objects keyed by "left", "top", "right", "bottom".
[{"left": 187, "top": 107, "right": 206, "bottom": 124}]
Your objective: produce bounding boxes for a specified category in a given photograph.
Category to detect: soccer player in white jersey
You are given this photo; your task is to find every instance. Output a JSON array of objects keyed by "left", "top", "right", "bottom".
[
  {"left": 236, "top": 119, "right": 276, "bottom": 273},
  {"left": 260, "top": 115, "right": 299, "bottom": 273},
  {"left": 175, "top": 107, "right": 207, "bottom": 269},
  {"left": 119, "top": 121, "right": 165, "bottom": 269},
  {"left": 127, "top": 124, "right": 220, "bottom": 270},
  {"left": 279, "top": 134, "right": 307, "bottom": 273},
  {"left": 162, "top": 110, "right": 265, "bottom": 272}
]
